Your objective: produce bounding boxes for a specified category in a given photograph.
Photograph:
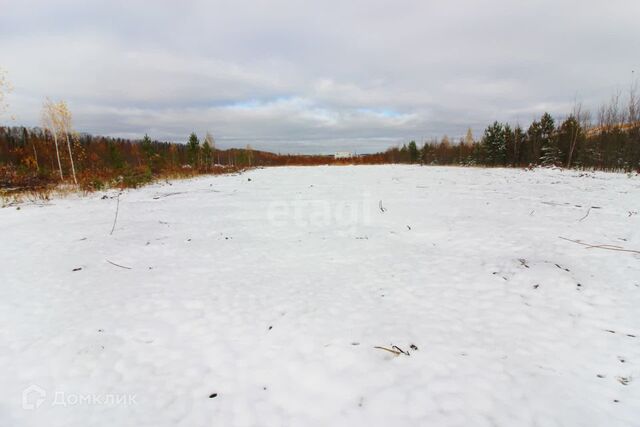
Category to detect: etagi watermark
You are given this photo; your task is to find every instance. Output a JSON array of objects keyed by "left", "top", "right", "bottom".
[
  {"left": 267, "top": 193, "right": 373, "bottom": 232},
  {"left": 22, "top": 385, "right": 137, "bottom": 410}
]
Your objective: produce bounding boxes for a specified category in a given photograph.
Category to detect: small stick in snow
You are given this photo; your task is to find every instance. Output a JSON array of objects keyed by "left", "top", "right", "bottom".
[
  {"left": 578, "top": 207, "right": 591, "bottom": 222},
  {"left": 391, "top": 345, "right": 410, "bottom": 356},
  {"left": 110, "top": 193, "right": 121, "bottom": 235},
  {"left": 374, "top": 345, "right": 410, "bottom": 356},
  {"left": 374, "top": 346, "right": 402, "bottom": 356},
  {"left": 559, "top": 237, "right": 640, "bottom": 255},
  {"left": 379, "top": 200, "right": 386, "bottom": 213},
  {"left": 106, "top": 259, "right": 132, "bottom": 270}
]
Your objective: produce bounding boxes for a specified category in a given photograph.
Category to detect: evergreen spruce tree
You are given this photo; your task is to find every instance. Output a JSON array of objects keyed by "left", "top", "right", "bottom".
[
  {"left": 539, "top": 113, "right": 555, "bottom": 141},
  {"left": 513, "top": 125, "right": 525, "bottom": 166},
  {"left": 108, "top": 141, "right": 124, "bottom": 170},
  {"left": 399, "top": 143, "right": 409, "bottom": 163},
  {"left": 482, "top": 121, "right": 506, "bottom": 165},
  {"left": 526, "top": 120, "right": 542, "bottom": 164},
  {"left": 187, "top": 132, "right": 200, "bottom": 167},
  {"left": 503, "top": 124, "right": 515, "bottom": 165},
  {"left": 408, "top": 141, "right": 419, "bottom": 163},
  {"left": 141, "top": 134, "right": 153, "bottom": 164},
  {"left": 540, "top": 141, "right": 561, "bottom": 166},
  {"left": 539, "top": 112, "right": 560, "bottom": 166}
]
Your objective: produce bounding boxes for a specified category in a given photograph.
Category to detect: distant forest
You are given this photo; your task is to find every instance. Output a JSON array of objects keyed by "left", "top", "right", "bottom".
[
  {"left": 0, "top": 128, "right": 388, "bottom": 191},
  {"left": 387, "top": 90, "right": 640, "bottom": 171},
  {"left": 1, "top": 89, "right": 639, "bottom": 192}
]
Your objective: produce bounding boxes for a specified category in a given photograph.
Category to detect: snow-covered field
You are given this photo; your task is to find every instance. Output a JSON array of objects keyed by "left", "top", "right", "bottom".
[{"left": 1, "top": 165, "right": 639, "bottom": 427}]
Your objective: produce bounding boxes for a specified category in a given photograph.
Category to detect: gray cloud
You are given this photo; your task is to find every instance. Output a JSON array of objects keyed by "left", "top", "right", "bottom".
[{"left": 1, "top": 0, "right": 638, "bottom": 153}]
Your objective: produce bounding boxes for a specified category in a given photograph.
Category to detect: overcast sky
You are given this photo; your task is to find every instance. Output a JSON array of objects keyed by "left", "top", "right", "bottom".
[{"left": 1, "top": 0, "right": 638, "bottom": 153}]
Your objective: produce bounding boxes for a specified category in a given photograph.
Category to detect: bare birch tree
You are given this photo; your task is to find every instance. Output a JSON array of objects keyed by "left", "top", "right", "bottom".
[
  {"left": 41, "top": 99, "right": 78, "bottom": 184},
  {"left": 566, "top": 101, "right": 590, "bottom": 168},
  {"left": 56, "top": 101, "right": 78, "bottom": 185},
  {"left": 464, "top": 128, "right": 474, "bottom": 146},
  {"left": 204, "top": 131, "right": 216, "bottom": 167},
  {"left": 204, "top": 131, "right": 215, "bottom": 151},
  {"left": 42, "top": 98, "right": 64, "bottom": 181}
]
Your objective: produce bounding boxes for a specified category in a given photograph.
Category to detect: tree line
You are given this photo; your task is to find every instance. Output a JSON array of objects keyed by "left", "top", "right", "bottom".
[
  {"left": 1, "top": 70, "right": 639, "bottom": 194},
  {"left": 385, "top": 88, "right": 640, "bottom": 171},
  {"left": 0, "top": 124, "right": 393, "bottom": 192},
  {"left": 0, "top": 126, "right": 361, "bottom": 190}
]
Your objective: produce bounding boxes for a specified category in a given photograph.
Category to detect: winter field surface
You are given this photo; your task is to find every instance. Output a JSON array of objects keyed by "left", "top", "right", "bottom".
[{"left": 1, "top": 165, "right": 639, "bottom": 427}]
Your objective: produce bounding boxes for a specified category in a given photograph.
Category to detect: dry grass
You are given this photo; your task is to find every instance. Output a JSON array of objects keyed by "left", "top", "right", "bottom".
[{"left": 1, "top": 166, "right": 248, "bottom": 208}]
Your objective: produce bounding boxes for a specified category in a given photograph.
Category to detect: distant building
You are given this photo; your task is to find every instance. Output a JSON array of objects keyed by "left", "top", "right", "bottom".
[{"left": 334, "top": 151, "right": 353, "bottom": 159}]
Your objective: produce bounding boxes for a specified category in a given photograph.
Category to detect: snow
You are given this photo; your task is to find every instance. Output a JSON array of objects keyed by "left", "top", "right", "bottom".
[{"left": 1, "top": 165, "right": 639, "bottom": 427}]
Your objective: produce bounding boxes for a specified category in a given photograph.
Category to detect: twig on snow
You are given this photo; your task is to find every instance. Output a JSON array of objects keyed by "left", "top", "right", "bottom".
[
  {"left": 110, "top": 193, "right": 121, "bottom": 235},
  {"left": 106, "top": 259, "right": 132, "bottom": 269},
  {"left": 392, "top": 345, "right": 410, "bottom": 355},
  {"left": 559, "top": 237, "right": 640, "bottom": 254},
  {"left": 379, "top": 200, "right": 386, "bottom": 213},
  {"left": 374, "top": 345, "right": 410, "bottom": 356},
  {"left": 374, "top": 346, "right": 401, "bottom": 356},
  {"left": 578, "top": 206, "right": 601, "bottom": 222},
  {"left": 578, "top": 207, "right": 591, "bottom": 222}
]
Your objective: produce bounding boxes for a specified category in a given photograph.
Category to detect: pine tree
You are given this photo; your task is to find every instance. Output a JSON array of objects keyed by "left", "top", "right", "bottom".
[
  {"left": 526, "top": 120, "right": 541, "bottom": 164},
  {"left": 503, "top": 124, "right": 515, "bottom": 165},
  {"left": 408, "top": 141, "right": 419, "bottom": 163},
  {"left": 141, "top": 134, "right": 153, "bottom": 161},
  {"left": 539, "top": 112, "right": 560, "bottom": 166},
  {"left": 469, "top": 142, "right": 484, "bottom": 165},
  {"left": 108, "top": 141, "right": 124, "bottom": 170},
  {"left": 482, "top": 121, "right": 506, "bottom": 165},
  {"left": 187, "top": 132, "right": 200, "bottom": 167},
  {"left": 141, "top": 133, "right": 163, "bottom": 172},
  {"left": 540, "top": 113, "right": 555, "bottom": 141},
  {"left": 540, "top": 141, "right": 561, "bottom": 166},
  {"left": 513, "top": 125, "right": 525, "bottom": 166}
]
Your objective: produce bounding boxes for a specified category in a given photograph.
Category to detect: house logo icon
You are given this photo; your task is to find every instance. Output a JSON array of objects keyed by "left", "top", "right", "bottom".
[{"left": 22, "top": 385, "right": 46, "bottom": 410}]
